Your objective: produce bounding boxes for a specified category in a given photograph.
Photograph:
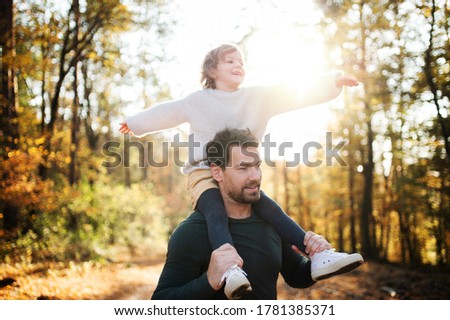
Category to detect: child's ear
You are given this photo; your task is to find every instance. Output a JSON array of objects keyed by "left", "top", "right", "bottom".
[
  {"left": 208, "top": 66, "right": 217, "bottom": 79},
  {"left": 210, "top": 164, "right": 223, "bottom": 182}
]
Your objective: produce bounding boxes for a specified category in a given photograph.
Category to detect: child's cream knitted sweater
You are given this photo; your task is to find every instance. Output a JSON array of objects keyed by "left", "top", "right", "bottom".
[{"left": 126, "top": 72, "right": 342, "bottom": 174}]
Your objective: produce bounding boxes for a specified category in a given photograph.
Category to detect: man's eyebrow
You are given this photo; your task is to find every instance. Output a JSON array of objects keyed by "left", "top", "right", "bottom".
[{"left": 237, "top": 159, "right": 262, "bottom": 167}]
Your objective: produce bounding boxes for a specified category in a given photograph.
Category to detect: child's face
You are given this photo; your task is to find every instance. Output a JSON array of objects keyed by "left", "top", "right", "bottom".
[{"left": 212, "top": 50, "right": 245, "bottom": 91}]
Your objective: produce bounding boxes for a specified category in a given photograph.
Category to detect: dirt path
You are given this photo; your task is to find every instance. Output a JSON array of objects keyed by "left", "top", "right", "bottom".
[
  {"left": 1, "top": 257, "right": 449, "bottom": 300},
  {"left": 103, "top": 256, "right": 165, "bottom": 300},
  {"left": 278, "top": 261, "right": 450, "bottom": 300},
  {"left": 0, "top": 256, "right": 165, "bottom": 300}
]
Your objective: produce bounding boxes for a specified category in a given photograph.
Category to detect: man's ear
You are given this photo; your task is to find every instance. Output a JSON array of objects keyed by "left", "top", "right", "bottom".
[{"left": 210, "top": 164, "right": 223, "bottom": 182}]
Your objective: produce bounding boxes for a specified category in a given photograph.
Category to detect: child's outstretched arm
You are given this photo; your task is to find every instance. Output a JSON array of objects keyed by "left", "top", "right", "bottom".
[
  {"left": 120, "top": 96, "right": 190, "bottom": 137},
  {"left": 264, "top": 72, "right": 358, "bottom": 119},
  {"left": 335, "top": 75, "right": 359, "bottom": 87}
]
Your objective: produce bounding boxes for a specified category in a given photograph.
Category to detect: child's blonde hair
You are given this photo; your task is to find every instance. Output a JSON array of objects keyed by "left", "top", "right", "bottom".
[{"left": 201, "top": 44, "right": 243, "bottom": 89}]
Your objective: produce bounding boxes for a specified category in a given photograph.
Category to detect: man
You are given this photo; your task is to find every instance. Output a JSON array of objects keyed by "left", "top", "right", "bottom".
[{"left": 152, "top": 128, "right": 331, "bottom": 299}]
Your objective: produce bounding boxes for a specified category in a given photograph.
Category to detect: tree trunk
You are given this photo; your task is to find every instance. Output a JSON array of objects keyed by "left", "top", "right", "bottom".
[
  {"left": 39, "top": 3, "right": 75, "bottom": 179},
  {"left": 69, "top": 0, "right": 81, "bottom": 186},
  {"left": 124, "top": 134, "right": 131, "bottom": 187},
  {"left": 39, "top": 0, "right": 113, "bottom": 179},
  {"left": 424, "top": 0, "right": 450, "bottom": 166},
  {"left": 347, "top": 126, "right": 357, "bottom": 253},
  {"left": 82, "top": 62, "right": 99, "bottom": 151},
  {"left": 357, "top": 2, "right": 376, "bottom": 259},
  {"left": 295, "top": 165, "right": 307, "bottom": 228},
  {"left": 0, "top": 0, "right": 20, "bottom": 231},
  {"left": 379, "top": 174, "right": 390, "bottom": 261},
  {"left": 437, "top": 173, "right": 448, "bottom": 265},
  {"left": 69, "top": 64, "right": 81, "bottom": 185},
  {"left": 338, "top": 212, "right": 344, "bottom": 252},
  {"left": 142, "top": 143, "right": 149, "bottom": 181},
  {"left": 272, "top": 162, "right": 279, "bottom": 203},
  {"left": 360, "top": 109, "right": 375, "bottom": 258},
  {"left": 282, "top": 164, "right": 290, "bottom": 215},
  {"left": 0, "top": 0, "right": 18, "bottom": 151}
]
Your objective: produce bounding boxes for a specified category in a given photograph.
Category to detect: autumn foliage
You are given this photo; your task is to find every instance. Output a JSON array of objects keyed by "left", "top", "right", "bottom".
[{"left": 0, "top": 0, "right": 449, "bottom": 293}]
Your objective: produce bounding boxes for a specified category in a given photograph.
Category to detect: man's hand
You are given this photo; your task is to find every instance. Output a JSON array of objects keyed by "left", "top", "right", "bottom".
[
  {"left": 206, "top": 244, "right": 243, "bottom": 290},
  {"left": 119, "top": 122, "right": 134, "bottom": 135},
  {"left": 293, "top": 231, "right": 332, "bottom": 257},
  {"left": 336, "top": 75, "right": 359, "bottom": 87}
]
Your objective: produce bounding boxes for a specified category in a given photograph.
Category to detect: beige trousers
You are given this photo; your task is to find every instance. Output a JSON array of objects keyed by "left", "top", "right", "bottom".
[{"left": 186, "top": 169, "right": 218, "bottom": 209}]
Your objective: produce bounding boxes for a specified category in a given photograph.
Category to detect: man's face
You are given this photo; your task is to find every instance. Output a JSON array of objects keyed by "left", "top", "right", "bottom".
[{"left": 220, "top": 145, "right": 262, "bottom": 204}]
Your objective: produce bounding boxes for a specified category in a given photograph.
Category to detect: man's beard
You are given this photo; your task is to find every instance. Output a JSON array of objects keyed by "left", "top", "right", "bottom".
[{"left": 227, "top": 184, "right": 261, "bottom": 204}]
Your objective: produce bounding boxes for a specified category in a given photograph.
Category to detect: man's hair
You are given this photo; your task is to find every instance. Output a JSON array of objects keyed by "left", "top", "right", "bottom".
[
  {"left": 206, "top": 128, "right": 259, "bottom": 169},
  {"left": 200, "top": 43, "right": 243, "bottom": 89}
]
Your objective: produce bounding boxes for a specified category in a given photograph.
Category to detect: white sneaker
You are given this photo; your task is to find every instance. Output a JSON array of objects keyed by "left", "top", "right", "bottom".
[
  {"left": 221, "top": 264, "right": 252, "bottom": 299},
  {"left": 310, "top": 249, "right": 364, "bottom": 281}
]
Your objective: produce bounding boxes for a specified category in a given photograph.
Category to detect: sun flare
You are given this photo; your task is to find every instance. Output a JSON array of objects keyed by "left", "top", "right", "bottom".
[
  {"left": 243, "top": 29, "right": 338, "bottom": 159},
  {"left": 244, "top": 30, "right": 325, "bottom": 86}
]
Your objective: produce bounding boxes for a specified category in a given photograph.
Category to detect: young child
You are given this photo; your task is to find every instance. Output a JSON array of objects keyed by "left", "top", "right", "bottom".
[{"left": 120, "top": 43, "right": 364, "bottom": 299}]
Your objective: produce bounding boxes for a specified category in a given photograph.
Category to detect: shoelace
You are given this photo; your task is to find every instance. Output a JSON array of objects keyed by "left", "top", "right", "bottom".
[
  {"left": 321, "top": 249, "right": 348, "bottom": 257},
  {"left": 220, "top": 264, "right": 247, "bottom": 285}
]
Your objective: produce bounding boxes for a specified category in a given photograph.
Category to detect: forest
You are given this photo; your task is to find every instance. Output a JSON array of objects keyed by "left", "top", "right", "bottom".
[{"left": 0, "top": 0, "right": 449, "bottom": 300}]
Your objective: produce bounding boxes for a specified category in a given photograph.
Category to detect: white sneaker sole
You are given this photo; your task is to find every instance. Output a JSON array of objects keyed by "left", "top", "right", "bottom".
[
  {"left": 311, "top": 253, "right": 364, "bottom": 281},
  {"left": 224, "top": 277, "right": 252, "bottom": 299}
]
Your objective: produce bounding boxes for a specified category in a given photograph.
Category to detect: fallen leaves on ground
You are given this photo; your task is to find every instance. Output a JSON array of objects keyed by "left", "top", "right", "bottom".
[
  {"left": 1, "top": 257, "right": 449, "bottom": 300},
  {"left": 0, "top": 256, "right": 164, "bottom": 300}
]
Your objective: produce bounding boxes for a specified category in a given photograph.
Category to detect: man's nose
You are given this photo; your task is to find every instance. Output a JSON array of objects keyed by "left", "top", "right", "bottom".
[{"left": 247, "top": 167, "right": 261, "bottom": 180}]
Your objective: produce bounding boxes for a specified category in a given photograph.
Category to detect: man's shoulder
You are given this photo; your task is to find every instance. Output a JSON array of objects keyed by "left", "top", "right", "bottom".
[
  {"left": 170, "top": 211, "right": 207, "bottom": 241},
  {"left": 179, "top": 210, "right": 206, "bottom": 226}
]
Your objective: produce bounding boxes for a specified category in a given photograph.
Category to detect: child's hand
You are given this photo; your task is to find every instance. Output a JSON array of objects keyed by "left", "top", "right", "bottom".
[
  {"left": 336, "top": 75, "right": 359, "bottom": 87},
  {"left": 119, "top": 122, "right": 134, "bottom": 135},
  {"left": 302, "top": 231, "right": 332, "bottom": 257}
]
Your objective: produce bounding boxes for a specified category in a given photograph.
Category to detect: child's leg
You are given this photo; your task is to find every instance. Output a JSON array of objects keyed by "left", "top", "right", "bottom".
[
  {"left": 252, "top": 190, "right": 307, "bottom": 252},
  {"left": 254, "top": 190, "right": 364, "bottom": 281},
  {"left": 187, "top": 169, "right": 234, "bottom": 250},
  {"left": 197, "top": 188, "right": 234, "bottom": 250},
  {"left": 187, "top": 169, "right": 251, "bottom": 299}
]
